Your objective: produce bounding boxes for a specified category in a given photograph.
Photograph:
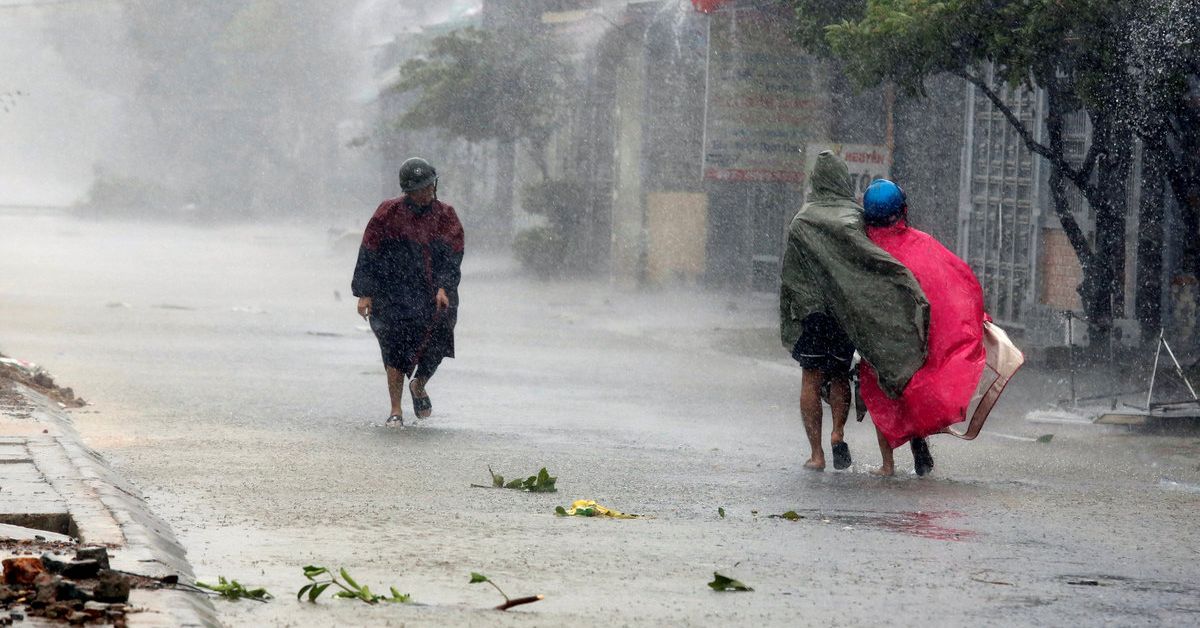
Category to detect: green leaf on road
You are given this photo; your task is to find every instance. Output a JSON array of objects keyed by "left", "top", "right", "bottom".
[
  {"left": 1036, "top": 434, "right": 1054, "bottom": 443},
  {"left": 487, "top": 466, "right": 559, "bottom": 492},
  {"left": 470, "top": 572, "right": 489, "bottom": 584},
  {"left": 302, "top": 565, "right": 327, "bottom": 579},
  {"left": 718, "top": 507, "right": 726, "bottom": 518},
  {"left": 340, "top": 568, "right": 359, "bottom": 590},
  {"left": 196, "top": 576, "right": 271, "bottom": 602},
  {"left": 554, "top": 506, "right": 568, "bottom": 516},
  {"left": 768, "top": 511, "right": 802, "bottom": 521},
  {"left": 388, "top": 586, "right": 411, "bottom": 603},
  {"left": 708, "top": 572, "right": 753, "bottom": 592},
  {"left": 526, "top": 467, "right": 557, "bottom": 492},
  {"left": 308, "top": 583, "right": 330, "bottom": 602}
]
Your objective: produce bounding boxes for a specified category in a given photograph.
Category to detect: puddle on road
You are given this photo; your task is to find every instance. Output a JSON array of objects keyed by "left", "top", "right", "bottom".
[
  {"left": 1158, "top": 477, "right": 1200, "bottom": 494},
  {"left": 787, "top": 509, "right": 977, "bottom": 541},
  {"left": 1057, "top": 574, "right": 1200, "bottom": 596}
]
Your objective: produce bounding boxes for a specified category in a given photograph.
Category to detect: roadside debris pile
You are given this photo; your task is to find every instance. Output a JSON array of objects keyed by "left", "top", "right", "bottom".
[
  {"left": 1, "top": 547, "right": 134, "bottom": 626},
  {"left": 0, "top": 354, "right": 85, "bottom": 408}
]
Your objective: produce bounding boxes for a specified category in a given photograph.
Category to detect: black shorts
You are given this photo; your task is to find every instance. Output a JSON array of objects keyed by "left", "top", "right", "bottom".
[
  {"left": 369, "top": 316, "right": 432, "bottom": 373},
  {"left": 791, "top": 313, "right": 854, "bottom": 374}
]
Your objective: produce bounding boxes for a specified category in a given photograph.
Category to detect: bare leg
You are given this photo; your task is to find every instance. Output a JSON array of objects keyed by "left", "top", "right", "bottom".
[
  {"left": 828, "top": 375, "right": 850, "bottom": 445},
  {"left": 385, "top": 366, "right": 405, "bottom": 417},
  {"left": 801, "top": 368, "right": 826, "bottom": 470},
  {"left": 871, "top": 426, "right": 895, "bottom": 476}
]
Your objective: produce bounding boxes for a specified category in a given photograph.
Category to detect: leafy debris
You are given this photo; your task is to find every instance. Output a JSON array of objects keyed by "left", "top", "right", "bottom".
[
  {"left": 297, "top": 565, "right": 411, "bottom": 605},
  {"left": 555, "top": 500, "right": 641, "bottom": 518},
  {"left": 196, "top": 576, "right": 272, "bottom": 602},
  {"left": 708, "top": 572, "right": 753, "bottom": 592},
  {"left": 469, "top": 572, "right": 544, "bottom": 611},
  {"left": 479, "top": 467, "right": 558, "bottom": 492}
]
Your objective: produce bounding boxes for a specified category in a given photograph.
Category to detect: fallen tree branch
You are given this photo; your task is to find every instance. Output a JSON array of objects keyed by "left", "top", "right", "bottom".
[{"left": 496, "top": 594, "right": 544, "bottom": 611}]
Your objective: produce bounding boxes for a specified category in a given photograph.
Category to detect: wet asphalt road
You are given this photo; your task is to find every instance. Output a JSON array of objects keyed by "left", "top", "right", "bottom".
[{"left": 2, "top": 213, "right": 1199, "bottom": 626}]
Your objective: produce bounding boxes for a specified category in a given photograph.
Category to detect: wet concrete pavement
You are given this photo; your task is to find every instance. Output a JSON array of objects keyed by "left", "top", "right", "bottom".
[{"left": 2, "top": 212, "right": 1199, "bottom": 626}]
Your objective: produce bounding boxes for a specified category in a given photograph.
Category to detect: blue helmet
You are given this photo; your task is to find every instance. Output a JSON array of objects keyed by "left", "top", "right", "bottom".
[{"left": 863, "top": 179, "right": 906, "bottom": 225}]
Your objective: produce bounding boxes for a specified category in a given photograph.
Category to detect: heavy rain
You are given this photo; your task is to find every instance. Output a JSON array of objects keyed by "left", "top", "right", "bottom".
[{"left": 1, "top": 0, "right": 1198, "bottom": 626}]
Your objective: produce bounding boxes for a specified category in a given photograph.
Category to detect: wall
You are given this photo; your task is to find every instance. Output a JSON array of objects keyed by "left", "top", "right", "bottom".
[
  {"left": 610, "top": 35, "right": 646, "bottom": 288},
  {"left": 1038, "top": 228, "right": 1084, "bottom": 310},
  {"left": 893, "top": 74, "right": 967, "bottom": 249},
  {"left": 646, "top": 192, "right": 708, "bottom": 283}
]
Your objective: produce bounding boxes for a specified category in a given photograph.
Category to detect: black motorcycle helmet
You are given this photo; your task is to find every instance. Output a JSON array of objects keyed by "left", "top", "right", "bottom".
[{"left": 398, "top": 157, "right": 438, "bottom": 193}]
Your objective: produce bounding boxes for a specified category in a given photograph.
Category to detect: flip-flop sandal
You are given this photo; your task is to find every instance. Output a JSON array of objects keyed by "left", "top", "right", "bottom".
[
  {"left": 832, "top": 441, "right": 853, "bottom": 470},
  {"left": 385, "top": 414, "right": 404, "bottom": 428},
  {"left": 409, "top": 382, "right": 432, "bottom": 419},
  {"left": 911, "top": 437, "right": 934, "bottom": 476}
]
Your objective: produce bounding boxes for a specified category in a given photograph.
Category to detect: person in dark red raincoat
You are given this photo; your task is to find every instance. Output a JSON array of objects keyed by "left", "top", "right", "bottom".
[
  {"left": 857, "top": 179, "right": 987, "bottom": 476},
  {"left": 352, "top": 158, "right": 464, "bottom": 427}
]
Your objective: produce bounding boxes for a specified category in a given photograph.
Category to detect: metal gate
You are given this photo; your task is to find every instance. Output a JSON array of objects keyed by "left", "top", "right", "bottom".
[{"left": 957, "top": 68, "right": 1042, "bottom": 326}]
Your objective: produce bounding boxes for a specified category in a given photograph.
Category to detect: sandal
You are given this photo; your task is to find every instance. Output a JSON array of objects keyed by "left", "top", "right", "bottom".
[
  {"left": 385, "top": 414, "right": 404, "bottom": 428},
  {"left": 911, "top": 437, "right": 934, "bottom": 476},
  {"left": 409, "top": 381, "right": 432, "bottom": 419},
  {"left": 832, "top": 441, "right": 853, "bottom": 470}
]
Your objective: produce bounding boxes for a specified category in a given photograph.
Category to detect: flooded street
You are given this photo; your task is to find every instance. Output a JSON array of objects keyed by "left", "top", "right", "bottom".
[{"left": 2, "top": 211, "right": 1199, "bottom": 626}]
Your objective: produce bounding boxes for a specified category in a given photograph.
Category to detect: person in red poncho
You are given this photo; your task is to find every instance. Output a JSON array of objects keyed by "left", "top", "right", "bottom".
[
  {"left": 352, "top": 157, "right": 465, "bottom": 428},
  {"left": 858, "top": 179, "right": 987, "bottom": 477}
]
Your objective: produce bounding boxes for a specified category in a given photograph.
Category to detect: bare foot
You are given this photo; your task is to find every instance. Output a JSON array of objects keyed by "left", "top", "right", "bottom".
[
  {"left": 870, "top": 466, "right": 895, "bottom": 477},
  {"left": 803, "top": 456, "right": 826, "bottom": 471}
]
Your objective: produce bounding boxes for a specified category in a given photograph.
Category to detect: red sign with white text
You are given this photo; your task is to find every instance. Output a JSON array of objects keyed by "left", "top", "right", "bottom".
[{"left": 691, "top": 0, "right": 732, "bottom": 13}]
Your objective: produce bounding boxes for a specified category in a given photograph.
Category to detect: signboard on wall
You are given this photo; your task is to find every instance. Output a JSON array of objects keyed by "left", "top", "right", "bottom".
[
  {"left": 803, "top": 143, "right": 891, "bottom": 200},
  {"left": 692, "top": 0, "right": 733, "bottom": 13},
  {"left": 702, "top": 8, "right": 831, "bottom": 183}
]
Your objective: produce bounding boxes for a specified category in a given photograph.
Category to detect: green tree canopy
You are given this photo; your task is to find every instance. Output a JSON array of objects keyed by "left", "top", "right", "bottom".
[
  {"left": 391, "top": 27, "right": 574, "bottom": 179},
  {"left": 791, "top": 0, "right": 1198, "bottom": 345}
]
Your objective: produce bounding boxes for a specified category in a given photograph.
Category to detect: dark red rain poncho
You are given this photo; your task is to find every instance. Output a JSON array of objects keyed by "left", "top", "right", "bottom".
[
  {"left": 859, "top": 220, "right": 987, "bottom": 449},
  {"left": 352, "top": 196, "right": 464, "bottom": 370}
]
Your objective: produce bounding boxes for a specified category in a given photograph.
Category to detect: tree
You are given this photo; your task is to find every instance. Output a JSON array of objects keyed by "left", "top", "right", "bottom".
[
  {"left": 47, "top": 0, "right": 355, "bottom": 217},
  {"left": 1124, "top": 0, "right": 1200, "bottom": 338},
  {"left": 790, "top": 0, "right": 1189, "bottom": 351},
  {"left": 392, "top": 27, "right": 574, "bottom": 182},
  {"left": 391, "top": 26, "right": 574, "bottom": 246}
]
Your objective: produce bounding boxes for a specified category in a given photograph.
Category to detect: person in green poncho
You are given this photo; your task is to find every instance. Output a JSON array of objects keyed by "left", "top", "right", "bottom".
[{"left": 780, "top": 150, "right": 929, "bottom": 471}]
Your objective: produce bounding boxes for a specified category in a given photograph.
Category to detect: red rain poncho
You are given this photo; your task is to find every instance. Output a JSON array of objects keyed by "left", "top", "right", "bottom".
[{"left": 859, "top": 221, "right": 987, "bottom": 449}]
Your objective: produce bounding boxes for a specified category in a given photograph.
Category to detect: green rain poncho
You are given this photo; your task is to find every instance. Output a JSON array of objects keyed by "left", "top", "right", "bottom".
[{"left": 780, "top": 151, "right": 930, "bottom": 398}]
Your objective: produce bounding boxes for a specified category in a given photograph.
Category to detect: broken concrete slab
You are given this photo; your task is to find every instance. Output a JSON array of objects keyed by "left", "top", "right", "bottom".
[
  {"left": 0, "top": 380, "right": 217, "bottom": 626},
  {"left": 0, "top": 523, "right": 73, "bottom": 544}
]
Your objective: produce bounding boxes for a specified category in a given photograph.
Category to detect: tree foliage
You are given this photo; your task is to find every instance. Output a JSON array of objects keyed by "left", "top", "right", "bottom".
[
  {"left": 48, "top": 0, "right": 354, "bottom": 216},
  {"left": 791, "top": 0, "right": 1199, "bottom": 345},
  {"left": 392, "top": 27, "right": 574, "bottom": 180}
]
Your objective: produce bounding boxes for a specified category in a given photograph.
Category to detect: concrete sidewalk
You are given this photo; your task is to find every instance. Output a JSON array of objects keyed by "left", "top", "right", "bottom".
[{"left": 0, "top": 378, "right": 217, "bottom": 627}]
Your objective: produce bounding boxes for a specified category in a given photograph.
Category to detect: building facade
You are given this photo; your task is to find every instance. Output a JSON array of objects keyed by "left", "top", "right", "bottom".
[{"left": 955, "top": 67, "right": 1196, "bottom": 350}]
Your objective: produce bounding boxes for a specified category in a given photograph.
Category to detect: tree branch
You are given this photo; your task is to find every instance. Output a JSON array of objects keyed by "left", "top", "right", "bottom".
[
  {"left": 1044, "top": 82, "right": 1096, "bottom": 268},
  {"left": 495, "top": 595, "right": 544, "bottom": 611},
  {"left": 956, "top": 69, "right": 1093, "bottom": 191},
  {"left": 1077, "top": 138, "right": 1104, "bottom": 181}
]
